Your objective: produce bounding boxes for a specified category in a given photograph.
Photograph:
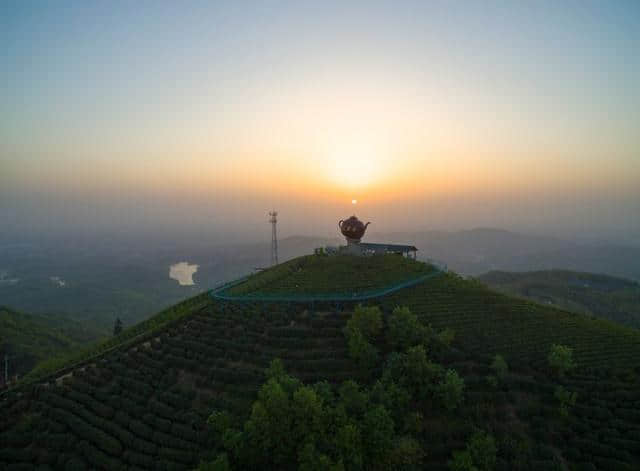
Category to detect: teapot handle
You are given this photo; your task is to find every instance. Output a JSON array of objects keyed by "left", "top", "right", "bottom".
[{"left": 338, "top": 219, "right": 344, "bottom": 230}]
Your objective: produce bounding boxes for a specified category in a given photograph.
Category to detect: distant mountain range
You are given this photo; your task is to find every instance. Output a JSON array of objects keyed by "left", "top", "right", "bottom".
[
  {"left": 369, "top": 228, "right": 640, "bottom": 280},
  {"left": 1, "top": 228, "right": 638, "bottom": 329}
]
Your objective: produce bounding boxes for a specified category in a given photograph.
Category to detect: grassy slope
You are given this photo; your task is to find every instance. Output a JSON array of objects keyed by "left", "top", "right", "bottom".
[
  {"left": 1, "top": 255, "right": 640, "bottom": 470},
  {"left": 478, "top": 269, "right": 640, "bottom": 329},
  {"left": 0, "top": 306, "right": 104, "bottom": 379}
]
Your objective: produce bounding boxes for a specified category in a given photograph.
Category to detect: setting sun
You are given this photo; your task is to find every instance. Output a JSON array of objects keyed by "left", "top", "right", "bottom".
[{"left": 323, "top": 133, "right": 391, "bottom": 190}]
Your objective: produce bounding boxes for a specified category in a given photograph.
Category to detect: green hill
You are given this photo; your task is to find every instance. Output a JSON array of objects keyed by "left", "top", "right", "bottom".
[
  {"left": 1, "top": 254, "right": 639, "bottom": 470},
  {"left": 227, "top": 254, "right": 436, "bottom": 296},
  {"left": 0, "top": 306, "right": 104, "bottom": 380},
  {"left": 478, "top": 270, "right": 640, "bottom": 329}
]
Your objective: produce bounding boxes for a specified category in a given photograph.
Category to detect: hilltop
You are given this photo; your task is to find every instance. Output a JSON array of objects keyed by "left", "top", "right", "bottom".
[
  {"left": 227, "top": 254, "right": 437, "bottom": 296},
  {"left": 1, "top": 254, "right": 639, "bottom": 470},
  {"left": 479, "top": 270, "right": 640, "bottom": 329}
]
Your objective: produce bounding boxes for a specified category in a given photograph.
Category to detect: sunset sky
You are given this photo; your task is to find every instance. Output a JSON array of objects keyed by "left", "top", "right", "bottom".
[{"left": 2, "top": 1, "right": 639, "bottom": 241}]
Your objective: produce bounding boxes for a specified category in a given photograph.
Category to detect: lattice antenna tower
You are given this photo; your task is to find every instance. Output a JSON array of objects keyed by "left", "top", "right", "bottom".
[{"left": 269, "top": 210, "right": 278, "bottom": 266}]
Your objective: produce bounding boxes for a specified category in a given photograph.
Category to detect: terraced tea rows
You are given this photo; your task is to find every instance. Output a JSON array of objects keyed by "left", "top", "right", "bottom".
[
  {"left": 562, "top": 372, "right": 640, "bottom": 469},
  {"left": 0, "top": 301, "right": 359, "bottom": 470},
  {"left": 2, "top": 254, "right": 640, "bottom": 470},
  {"left": 228, "top": 254, "right": 435, "bottom": 296},
  {"left": 382, "top": 273, "right": 640, "bottom": 371}
]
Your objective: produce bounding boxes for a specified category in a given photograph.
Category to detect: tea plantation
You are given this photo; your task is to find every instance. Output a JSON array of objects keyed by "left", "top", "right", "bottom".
[
  {"left": 227, "top": 254, "right": 437, "bottom": 296},
  {"left": 1, "top": 254, "right": 639, "bottom": 470}
]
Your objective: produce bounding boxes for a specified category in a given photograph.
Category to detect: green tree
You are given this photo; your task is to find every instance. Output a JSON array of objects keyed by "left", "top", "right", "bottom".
[
  {"left": 345, "top": 305, "right": 383, "bottom": 342},
  {"left": 387, "top": 306, "right": 430, "bottom": 350},
  {"left": 389, "top": 435, "right": 424, "bottom": 469},
  {"left": 292, "top": 386, "right": 325, "bottom": 443},
  {"left": 554, "top": 385, "right": 577, "bottom": 418},
  {"left": 449, "top": 450, "right": 477, "bottom": 471},
  {"left": 490, "top": 354, "right": 508, "bottom": 382},
  {"left": 548, "top": 344, "right": 576, "bottom": 377},
  {"left": 113, "top": 317, "right": 123, "bottom": 336},
  {"left": 244, "top": 377, "right": 294, "bottom": 466},
  {"left": 335, "top": 422, "right": 363, "bottom": 470},
  {"left": 298, "top": 442, "right": 344, "bottom": 471},
  {"left": 403, "top": 345, "right": 443, "bottom": 399},
  {"left": 437, "top": 369, "right": 465, "bottom": 411},
  {"left": 370, "top": 378, "right": 410, "bottom": 424},
  {"left": 266, "top": 358, "right": 301, "bottom": 393},
  {"left": 207, "top": 410, "right": 233, "bottom": 435},
  {"left": 467, "top": 430, "right": 497, "bottom": 471},
  {"left": 346, "top": 328, "right": 379, "bottom": 370},
  {"left": 449, "top": 430, "right": 497, "bottom": 471},
  {"left": 437, "top": 327, "right": 455, "bottom": 347},
  {"left": 403, "top": 411, "right": 424, "bottom": 435},
  {"left": 338, "top": 380, "right": 369, "bottom": 416},
  {"left": 362, "top": 405, "right": 395, "bottom": 470},
  {"left": 313, "top": 380, "right": 335, "bottom": 404},
  {"left": 198, "top": 453, "right": 231, "bottom": 471}
]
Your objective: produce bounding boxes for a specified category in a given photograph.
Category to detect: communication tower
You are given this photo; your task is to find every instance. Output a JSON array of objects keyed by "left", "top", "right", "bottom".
[{"left": 269, "top": 211, "right": 278, "bottom": 266}]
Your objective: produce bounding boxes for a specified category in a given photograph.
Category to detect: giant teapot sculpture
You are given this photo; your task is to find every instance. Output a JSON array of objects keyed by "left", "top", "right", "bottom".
[{"left": 338, "top": 215, "right": 370, "bottom": 243}]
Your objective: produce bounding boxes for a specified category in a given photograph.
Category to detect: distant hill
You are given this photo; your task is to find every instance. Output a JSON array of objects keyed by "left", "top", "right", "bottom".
[
  {"left": 0, "top": 306, "right": 104, "bottom": 381},
  {"left": 2, "top": 254, "right": 640, "bottom": 469},
  {"left": 478, "top": 270, "right": 640, "bottom": 329},
  {"left": 375, "top": 227, "right": 640, "bottom": 280},
  {"left": 2, "top": 228, "right": 638, "bottom": 334},
  {"left": 0, "top": 234, "right": 339, "bottom": 328}
]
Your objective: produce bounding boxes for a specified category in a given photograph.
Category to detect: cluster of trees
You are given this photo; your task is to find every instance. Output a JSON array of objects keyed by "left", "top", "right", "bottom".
[
  {"left": 199, "top": 305, "right": 471, "bottom": 470},
  {"left": 449, "top": 430, "right": 497, "bottom": 471},
  {"left": 344, "top": 305, "right": 463, "bottom": 410},
  {"left": 201, "top": 358, "right": 425, "bottom": 470}
]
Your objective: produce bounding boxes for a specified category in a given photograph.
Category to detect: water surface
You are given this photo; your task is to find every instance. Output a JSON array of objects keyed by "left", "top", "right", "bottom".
[{"left": 170, "top": 262, "right": 199, "bottom": 286}]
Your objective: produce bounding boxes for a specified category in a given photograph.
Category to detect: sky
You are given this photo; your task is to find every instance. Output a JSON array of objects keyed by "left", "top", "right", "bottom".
[{"left": 2, "top": 1, "right": 639, "bottom": 243}]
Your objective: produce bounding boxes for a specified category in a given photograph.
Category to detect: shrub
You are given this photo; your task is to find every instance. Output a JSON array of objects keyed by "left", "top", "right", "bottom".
[
  {"left": 345, "top": 305, "right": 383, "bottom": 342},
  {"left": 548, "top": 344, "right": 576, "bottom": 377},
  {"left": 490, "top": 355, "right": 508, "bottom": 381},
  {"left": 554, "top": 386, "right": 577, "bottom": 418},
  {"left": 437, "top": 369, "right": 465, "bottom": 411}
]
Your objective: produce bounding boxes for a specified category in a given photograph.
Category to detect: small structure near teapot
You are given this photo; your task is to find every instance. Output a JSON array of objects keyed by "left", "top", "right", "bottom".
[{"left": 333, "top": 215, "right": 418, "bottom": 258}]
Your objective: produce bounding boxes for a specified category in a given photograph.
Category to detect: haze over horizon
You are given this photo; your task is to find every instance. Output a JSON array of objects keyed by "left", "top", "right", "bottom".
[{"left": 2, "top": 1, "right": 639, "bottom": 244}]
